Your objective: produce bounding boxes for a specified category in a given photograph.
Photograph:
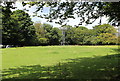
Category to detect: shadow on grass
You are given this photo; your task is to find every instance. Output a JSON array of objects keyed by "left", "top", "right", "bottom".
[{"left": 2, "top": 54, "right": 120, "bottom": 80}]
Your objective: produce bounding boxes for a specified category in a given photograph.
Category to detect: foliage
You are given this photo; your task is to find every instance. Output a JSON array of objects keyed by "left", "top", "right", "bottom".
[
  {"left": 64, "top": 24, "right": 117, "bottom": 45},
  {"left": 102, "top": 2, "right": 120, "bottom": 25},
  {"left": 92, "top": 24, "right": 118, "bottom": 45},
  {"left": 22, "top": 2, "right": 120, "bottom": 26},
  {"left": 11, "top": 10, "right": 36, "bottom": 45},
  {"left": 2, "top": 2, "right": 16, "bottom": 45},
  {"left": 96, "top": 33, "right": 118, "bottom": 45},
  {"left": 2, "top": 3, "right": 36, "bottom": 46},
  {"left": 93, "top": 24, "right": 117, "bottom": 36},
  {"left": 34, "top": 22, "right": 62, "bottom": 45},
  {"left": 34, "top": 22, "right": 45, "bottom": 38},
  {"left": 38, "top": 38, "right": 48, "bottom": 45},
  {"left": 50, "top": 27, "right": 62, "bottom": 45},
  {"left": 1, "top": 2, "right": 119, "bottom": 46},
  {"left": 34, "top": 22, "right": 46, "bottom": 45},
  {"left": 65, "top": 26, "right": 89, "bottom": 45}
]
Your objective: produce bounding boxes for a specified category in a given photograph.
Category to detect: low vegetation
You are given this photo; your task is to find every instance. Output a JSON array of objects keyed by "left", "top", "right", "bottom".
[{"left": 2, "top": 46, "right": 120, "bottom": 80}]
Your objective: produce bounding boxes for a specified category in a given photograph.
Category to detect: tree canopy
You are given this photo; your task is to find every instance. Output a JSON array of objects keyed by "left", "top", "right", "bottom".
[
  {"left": 1, "top": 2, "right": 120, "bottom": 26},
  {"left": 1, "top": 2, "right": 119, "bottom": 46},
  {"left": 2, "top": 3, "right": 36, "bottom": 46},
  {"left": 22, "top": 2, "right": 120, "bottom": 26},
  {"left": 34, "top": 22, "right": 62, "bottom": 45}
]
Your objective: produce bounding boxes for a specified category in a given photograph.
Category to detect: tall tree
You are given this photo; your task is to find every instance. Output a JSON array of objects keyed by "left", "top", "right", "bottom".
[
  {"left": 50, "top": 27, "right": 62, "bottom": 45},
  {"left": 42, "top": 23, "right": 61, "bottom": 45},
  {"left": 93, "top": 24, "right": 117, "bottom": 36},
  {"left": 96, "top": 33, "right": 118, "bottom": 45},
  {"left": 34, "top": 22, "right": 48, "bottom": 45},
  {"left": 65, "top": 26, "right": 89, "bottom": 45},
  {"left": 2, "top": 7, "right": 36, "bottom": 45},
  {"left": 2, "top": 2, "right": 18, "bottom": 45},
  {"left": 92, "top": 24, "right": 118, "bottom": 45},
  {"left": 11, "top": 10, "right": 36, "bottom": 45},
  {"left": 34, "top": 21, "right": 45, "bottom": 38},
  {"left": 34, "top": 22, "right": 62, "bottom": 45}
]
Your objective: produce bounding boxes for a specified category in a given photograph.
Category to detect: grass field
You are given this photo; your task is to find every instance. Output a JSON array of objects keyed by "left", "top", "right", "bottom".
[{"left": 1, "top": 45, "right": 120, "bottom": 80}]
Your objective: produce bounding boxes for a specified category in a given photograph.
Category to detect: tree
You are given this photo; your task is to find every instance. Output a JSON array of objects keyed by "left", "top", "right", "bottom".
[
  {"left": 38, "top": 38, "right": 48, "bottom": 45},
  {"left": 22, "top": 2, "right": 120, "bottom": 26},
  {"left": 34, "top": 21, "right": 45, "bottom": 38},
  {"left": 34, "top": 22, "right": 62, "bottom": 45},
  {"left": 92, "top": 24, "right": 118, "bottom": 45},
  {"left": 2, "top": 2, "right": 19, "bottom": 45},
  {"left": 42, "top": 23, "right": 61, "bottom": 45},
  {"left": 84, "top": 36, "right": 98, "bottom": 45},
  {"left": 2, "top": 2, "right": 119, "bottom": 46},
  {"left": 82, "top": 29, "right": 96, "bottom": 45},
  {"left": 65, "top": 26, "right": 90, "bottom": 45},
  {"left": 2, "top": 8, "right": 36, "bottom": 45},
  {"left": 62, "top": 25, "right": 74, "bottom": 45},
  {"left": 50, "top": 27, "right": 62, "bottom": 45},
  {"left": 101, "top": 2, "right": 120, "bottom": 25},
  {"left": 96, "top": 33, "right": 118, "bottom": 45},
  {"left": 42, "top": 23, "right": 53, "bottom": 45},
  {"left": 34, "top": 21, "right": 48, "bottom": 45},
  {"left": 93, "top": 24, "right": 117, "bottom": 36},
  {"left": 11, "top": 10, "right": 36, "bottom": 46}
]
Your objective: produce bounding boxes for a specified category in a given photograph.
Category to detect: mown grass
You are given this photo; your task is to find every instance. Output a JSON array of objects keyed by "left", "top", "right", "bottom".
[{"left": 1, "top": 45, "right": 120, "bottom": 80}]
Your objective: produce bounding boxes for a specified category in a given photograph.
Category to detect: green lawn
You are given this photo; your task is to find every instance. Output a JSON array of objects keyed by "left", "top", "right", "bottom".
[{"left": 1, "top": 45, "right": 120, "bottom": 80}]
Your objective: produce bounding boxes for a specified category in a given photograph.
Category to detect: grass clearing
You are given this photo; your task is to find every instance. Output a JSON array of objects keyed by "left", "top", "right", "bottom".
[
  {"left": 1, "top": 45, "right": 120, "bottom": 80},
  {"left": 2, "top": 45, "right": 117, "bottom": 69}
]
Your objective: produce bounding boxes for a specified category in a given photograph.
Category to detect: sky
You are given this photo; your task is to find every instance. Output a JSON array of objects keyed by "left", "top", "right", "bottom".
[{"left": 12, "top": 1, "right": 109, "bottom": 29}]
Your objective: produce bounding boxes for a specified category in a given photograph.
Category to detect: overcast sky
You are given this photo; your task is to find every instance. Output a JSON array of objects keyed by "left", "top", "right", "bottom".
[{"left": 12, "top": 1, "right": 109, "bottom": 29}]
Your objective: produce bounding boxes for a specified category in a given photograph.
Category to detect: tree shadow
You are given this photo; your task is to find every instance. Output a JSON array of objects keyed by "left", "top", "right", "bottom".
[
  {"left": 111, "top": 47, "right": 120, "bottom": 54},
  {"left": 2, "top": 53, "right": 120, "bottom": 80}
]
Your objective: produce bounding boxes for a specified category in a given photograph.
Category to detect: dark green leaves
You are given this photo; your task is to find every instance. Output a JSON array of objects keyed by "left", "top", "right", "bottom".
[{"left": 22, "top": 2, "right": 120, "bottom": 26}]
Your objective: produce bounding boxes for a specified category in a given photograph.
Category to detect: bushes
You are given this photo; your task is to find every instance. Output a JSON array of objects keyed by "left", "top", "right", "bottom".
[{"left": 38, "top": 38, "right": 48, "bottom": 45}]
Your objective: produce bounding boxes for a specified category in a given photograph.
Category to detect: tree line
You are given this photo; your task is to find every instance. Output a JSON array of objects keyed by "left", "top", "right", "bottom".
[
  {"left": 1, "top": 6, "right": 119, "bottom": 46},
  {"left": 34, "top": 22, "right": 119, "bottom": 45}
]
